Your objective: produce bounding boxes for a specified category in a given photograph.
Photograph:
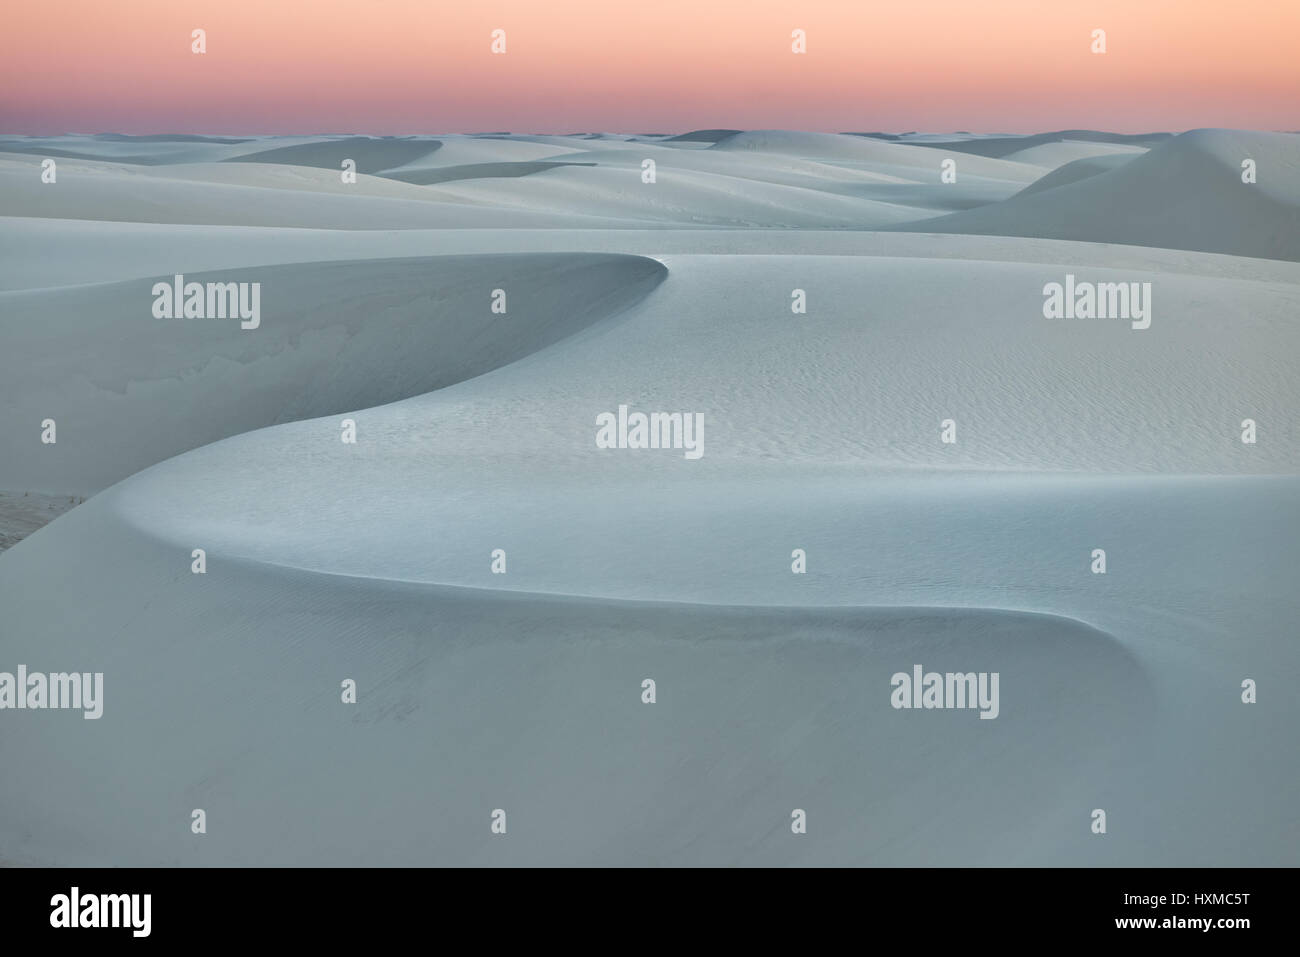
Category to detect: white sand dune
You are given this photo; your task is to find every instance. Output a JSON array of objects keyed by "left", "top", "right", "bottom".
[
  {"left": 42, "top": 157, "right": 484, "bottom": 201},
  {"left": 221, "top": 136, "right": 442, "bottom": 173},
  {"left": 376, "top": 135, "right": 587, "bottom": 172},
  {"left": 9, "top": 218, "right": 1297, "bottom": 293},
  {"left": 0, "top": 523, "right": 1166, "bottom": 867},
  {"left": 1000, "top": 140, "right": 1147, "bottom": 167},
  {"left": 0, "top": 153, "right": 644, "bottom": 228},
  {"left": 0, "top": 253, "right": 665, "bottom": 493},
  {"left": 712, "top": 129, "right": 1044, "bottom": 182},
  {"left": 0, "top": 133, "right": 351, "bottom": 166},
  {"left": 517, "top": 144, "right": 921, "bottom": 186},
  {"left": 0, "top": 133, "right": 257, "bottom": 166},
  {"left": 7, "top": 242, "right": 1292, "bottom": 499},
  {"left": 427, "top": 163, "right": 931, "bottom": 227},
  {"left": 382, "top": 160, "right": 602, "bottom": 186},
  {"left": 462, "top": 133, "right": 667, "bottom": 151},
  {"left": 3, "top": 446, "right": 1294, "bottom": 866},
  {"left": 904, "top": 130, "right": 1171, "bottom": 159},
  {"left": 1, "top": 129, "right": 1297, "bottom": 866},
  {"left": 1014, "top": 153, "right": 1140, "bottom": 196},
  {"left": 82, "top": 253, "right": 1297, "bottom": 593},
  {"left": 399, "top": 142, "right": 1035, "bottom": 223},
  {"left": 900, "top": 129, "right": 1300, "bottom": 261}
]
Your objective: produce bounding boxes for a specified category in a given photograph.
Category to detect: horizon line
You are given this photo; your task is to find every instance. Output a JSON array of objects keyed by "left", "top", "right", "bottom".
[{"left": 7, "top": 127, "right": 1300, "bottom": 139}]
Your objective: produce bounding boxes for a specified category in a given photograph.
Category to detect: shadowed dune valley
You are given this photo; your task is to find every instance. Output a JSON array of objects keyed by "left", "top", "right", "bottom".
[{"left": 1, "top": 5, "right": 1298, "bottom": 920}]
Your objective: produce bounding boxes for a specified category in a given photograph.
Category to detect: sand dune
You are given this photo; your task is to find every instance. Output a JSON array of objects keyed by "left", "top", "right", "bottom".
[
  {"left": 8, "top": 242, "right": 1292, "bottom": 500},
  {"left": 222, "top": 136, "right": 442, "bottom": 173},
  {"left": 0, "top": 253, "right": 665, "bottom": 493},
  {"left": 1, "top": 128, "right": 1297, "bottom": 866},
  {"left": 0, "top": 133, "right": 319, "bottom": 165},
  {"left": 86, "top": 252, "right": 1297, "bottom": 593},
  {"left": 4, "top": 446, "right": 1294, "bottom": 866},
  {"left": 911, "top": 130, "right": 1171, "bottom": 159},
  {"left": 385, "top": 161, "right": 599, "bottom": 186},
  {"left": 375, "top": 135, "right": 587, "bottom": 172},
  {"left": 1000, "top": 140, "right": 1147, "bottom": 167},
  {"left": 901, "top": 129, "right": 1300, "bottom": 261},
  {"left": 428, "top": 163, "right": 931, "bottom": 227},
  {"left": 665, "top": 129, "right": 742, "bottom": 143},
  {"left": 0, "top": 506, "right": 1167, "bottom": 866},
  {"left": 712, "top": 129, "right": 1043, "bottom": 182},
  {"left": 80, "top": 158, "right": 483, "bottom": 201},
  {"left": 10, "top": 218, "right": 1297, "bottom": 294},
  {"left": 0, "top": 154, "right": 641, "bottom": 228},
  {"left": 1014, "top": 153, "right": 1139, "bottom": 196}
]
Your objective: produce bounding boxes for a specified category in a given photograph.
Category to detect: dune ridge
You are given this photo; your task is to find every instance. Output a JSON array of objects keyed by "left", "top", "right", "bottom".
[
  {"left": 1, "top": 127, "right": 1297, "bottom": 866},
  {"left": 896, "top": 129, "right": 1300, "bottom": 261},
  {"left": 0, "top": 252, "right": 667, "bottom": 493}
]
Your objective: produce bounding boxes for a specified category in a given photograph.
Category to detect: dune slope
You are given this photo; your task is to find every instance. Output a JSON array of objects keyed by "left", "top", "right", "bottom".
[
  {"left": 1, "top": 129, "right": 1297, "bottom": 866},
  {"left": 0, "top": 253, "right": 666, "bottom": 493},
  {"left": 898, "top": 130, "right": 1300, "bottom": 261}
]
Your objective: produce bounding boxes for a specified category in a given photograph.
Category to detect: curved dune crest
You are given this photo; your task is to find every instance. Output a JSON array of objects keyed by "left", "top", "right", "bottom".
[
  {"left": 0, "top": 508, "right": 1153, "bottom": 865},
  {"left": 0, "top": 252, "right": 667, "bottom": 493},
  {"left": 82, "top": 251, "right": 1297, "bottom": 602}
]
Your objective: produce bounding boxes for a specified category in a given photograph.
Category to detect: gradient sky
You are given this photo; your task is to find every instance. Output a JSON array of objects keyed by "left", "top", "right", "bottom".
[{"left": 3, "top": 0, "right": 1297, "bottom": 134}]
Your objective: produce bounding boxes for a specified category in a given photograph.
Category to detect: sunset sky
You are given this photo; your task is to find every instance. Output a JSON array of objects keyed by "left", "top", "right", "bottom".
[{"left": 3, "top": 0, "right": 1297, "bottom": 134}]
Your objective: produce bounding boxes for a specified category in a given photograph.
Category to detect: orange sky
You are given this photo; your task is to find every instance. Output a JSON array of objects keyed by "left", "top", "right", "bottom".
[{"left": 2, "top": 0, "right": 1297, "bottom": 134}]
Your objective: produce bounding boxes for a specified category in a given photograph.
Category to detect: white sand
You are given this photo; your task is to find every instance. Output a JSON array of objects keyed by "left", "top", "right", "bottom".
[
  {"left": 1, "top": 129, "right": 1297, "bottom": 865},
  {"left": 900, "top": 129, "right": 1300, "bottom": 261}
]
